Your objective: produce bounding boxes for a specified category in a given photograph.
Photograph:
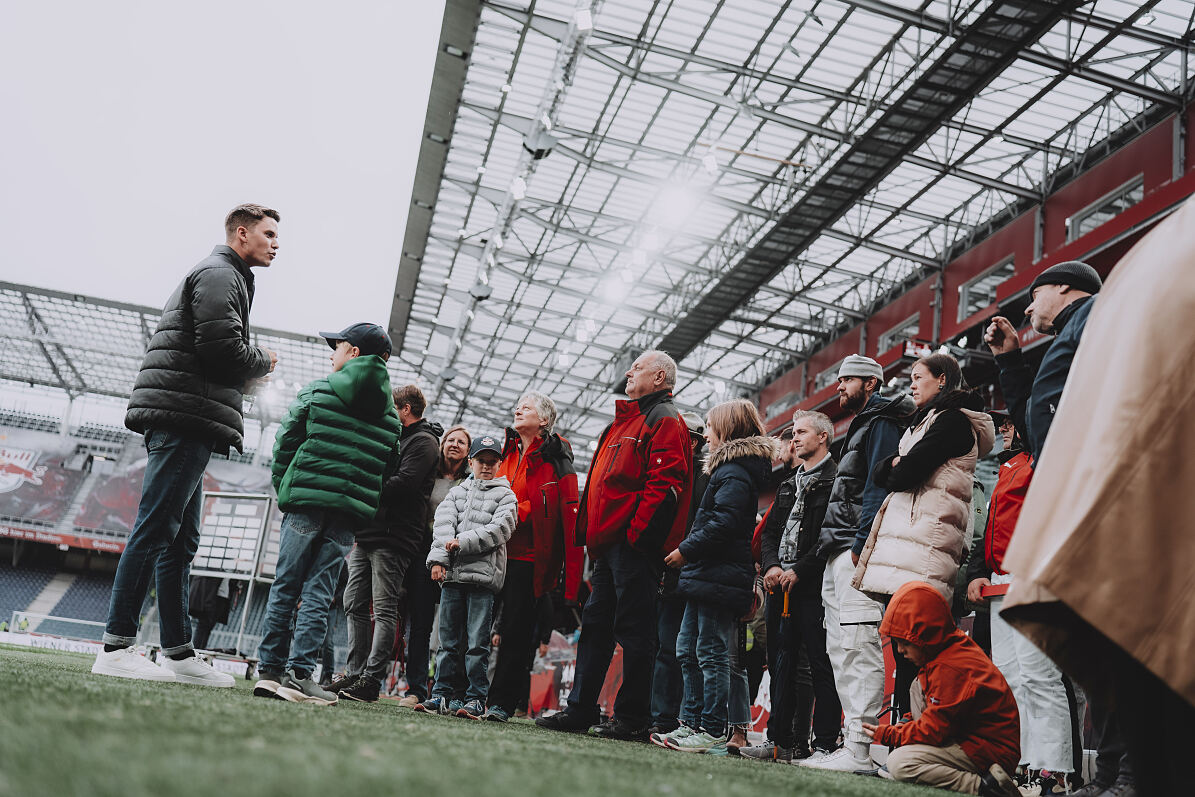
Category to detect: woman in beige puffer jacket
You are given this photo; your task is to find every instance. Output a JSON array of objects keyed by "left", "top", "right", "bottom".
[{"left": 852, "top": 354, "right": 995, "bottom": 604}]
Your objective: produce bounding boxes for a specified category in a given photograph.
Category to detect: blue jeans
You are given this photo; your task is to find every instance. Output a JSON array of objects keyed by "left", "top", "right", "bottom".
[
  {"left": 103, "top": 429, "right": 211, "bottom": 655},
  {"left": 677, "top": 599, "right": 737, "bottom": 737},
  {"left": 432, "top": 583, "right": 494, "bottom": 702},
  {"left": 567, "top": 540, "right": 659, "bottom": 727},
  {"left": 728, "top": 620, "right": 751, "bottom": 728},
  {"left": 651, "top": 595, "right": 685, "bottom": 729},
  {"left": 257, "top": 510, "right": 355, "bottom": 679}
]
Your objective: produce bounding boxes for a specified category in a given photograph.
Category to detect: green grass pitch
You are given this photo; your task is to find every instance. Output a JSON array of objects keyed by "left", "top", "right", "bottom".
[{"left": 0, "top": 645, "right": 941, "bottom": 797}]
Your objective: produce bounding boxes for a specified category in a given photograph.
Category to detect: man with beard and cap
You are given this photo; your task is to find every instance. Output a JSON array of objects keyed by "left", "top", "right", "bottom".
[{"left": 802, "top": 355, "right": 915, "bottom": 775}]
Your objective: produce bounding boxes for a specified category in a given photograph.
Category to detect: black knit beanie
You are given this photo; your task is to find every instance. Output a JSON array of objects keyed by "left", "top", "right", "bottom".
[{"left": 1030, "top": 260, "right": 1102, "bottom": 295}]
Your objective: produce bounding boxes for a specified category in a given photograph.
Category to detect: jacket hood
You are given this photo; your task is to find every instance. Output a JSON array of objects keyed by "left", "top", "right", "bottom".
[
  {"left": 327, "top": 355, "right": 393, "bottom": 418},
  {"left": 705, "top": 435, "right": 780, "bottom": 481},
  {"left": 879, "top": 581, "right": 967, "bottom": 656},
  {"left": 963, "top": 409, "right": 996, "bottom": 458},
  {"left": 862, "top": 392, "right": 917, "bottom": 424}
]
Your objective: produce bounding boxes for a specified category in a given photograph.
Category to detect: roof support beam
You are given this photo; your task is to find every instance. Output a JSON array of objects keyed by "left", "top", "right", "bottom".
[{"left": 654, "top": 0, "right": 1084, "bottom": 362}]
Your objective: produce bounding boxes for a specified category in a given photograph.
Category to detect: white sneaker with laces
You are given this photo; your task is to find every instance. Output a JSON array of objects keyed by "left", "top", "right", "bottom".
[
  {"left": 799, "top": 746, "right": 877, "bottom": 774},
  {"left": 91, "top": 647, "right": 177, "bottom": 682},
  {"left": 162, "top": 655, "right": 235, "bottom": 687}
]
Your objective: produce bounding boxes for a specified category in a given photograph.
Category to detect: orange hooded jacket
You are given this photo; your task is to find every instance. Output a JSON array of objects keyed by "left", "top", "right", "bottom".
[{"left": 876, "top": 581, "right": 1020, "bottom": 774}]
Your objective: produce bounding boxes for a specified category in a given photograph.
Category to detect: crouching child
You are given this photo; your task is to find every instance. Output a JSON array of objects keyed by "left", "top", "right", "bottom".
[
  {"left": 415, "top": 434, "right": 516, "bottom": 720},
  {"left": 864, "top": 581, "right": 1022, "bottom": 797},
  {"left": 253, "top": 323, "right": 401, "bottom": 705}
]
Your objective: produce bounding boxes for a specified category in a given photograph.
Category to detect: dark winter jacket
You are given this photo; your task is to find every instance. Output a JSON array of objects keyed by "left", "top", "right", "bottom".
[
  {"left": 125, "top": 245, "right": 272, "bottom": 454},
  {"left": 995, "top": 295, "right": 1095, "bottom": 465},
  {"left": 663, "top": 447, "right": 707, "bottom": 599},
  {"left": 576, "top": 390, "right": 692, "bottom": 556},
  {"left": 271, "top": 354, "right": 402, "bottom": 523},
  {"left": 498, "top": 429, "right": 583, "bottom": 601},
  {"left": 676, "top": 435, "right": 778, "bottom": 615},
  {"left": 355, "top": 417, "right": 443, "bottom": 555},
  {"left": 818, "top": 393, "right": 917, "bottom": 559},
  {"left": 761, "top": 455, "right": 837, "bottom": 599}
]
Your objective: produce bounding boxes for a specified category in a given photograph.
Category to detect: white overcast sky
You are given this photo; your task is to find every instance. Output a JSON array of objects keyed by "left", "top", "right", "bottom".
[{"left": 0, "top": 1, "right": 446, "bottom": 335}]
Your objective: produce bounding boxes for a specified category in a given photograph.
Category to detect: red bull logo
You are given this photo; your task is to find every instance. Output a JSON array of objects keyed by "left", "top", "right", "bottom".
[{"left": 0, "top": 447, "right": 47, "bottom": 493}]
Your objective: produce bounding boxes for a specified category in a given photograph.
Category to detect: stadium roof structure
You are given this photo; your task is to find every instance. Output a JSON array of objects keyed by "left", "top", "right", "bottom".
[
  {"left": 393, "top": 0, "right": 1195, "bottom": 467},
  {"left": 0, "top": 280, "right": 424, "bottom": 450}
]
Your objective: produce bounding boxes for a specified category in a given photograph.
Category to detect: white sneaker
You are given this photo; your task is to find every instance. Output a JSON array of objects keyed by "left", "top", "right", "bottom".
[
  {"left": 162, "top": 655, "right": 235, "bottom": 687},
  {"left": 91, "top": 647, "right": 177, "bottom": 682},
  {"left": 799, "top": 746, "right": 877, "bottom": 774}
]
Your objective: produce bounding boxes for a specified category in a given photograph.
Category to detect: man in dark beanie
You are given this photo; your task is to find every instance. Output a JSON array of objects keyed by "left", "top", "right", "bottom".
[
  {"left": 984, "top": 261, "right": 1136, "bottom": 795},
  {"left": 983, "top": 260, "right": 1100, "bottom": 464}
]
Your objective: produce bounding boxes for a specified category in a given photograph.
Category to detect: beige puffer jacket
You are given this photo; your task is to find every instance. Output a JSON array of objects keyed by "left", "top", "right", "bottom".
[{"left": 852, "top": 407, "right": 995, "bottom": 602}]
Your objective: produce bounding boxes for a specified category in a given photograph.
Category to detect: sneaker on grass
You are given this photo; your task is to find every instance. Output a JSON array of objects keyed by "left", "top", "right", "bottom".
[
  {"left": 588, "top": 717, "right": 649, "bottom": 741},
  {"left": 340, "top": 677, "right": 380, "bottom": 703},
  {"left": 162, "top": 655, "right": 234, "bottom": 687},
  {"left": 483, "top": 706, "right": 511, "bottom": 723},
  {"left": 669, "top": 730, "right": 726, "bottom": 753},
  {"left": 799, "top": 746, "right": 877, "bottom": 774},
  {"left": 276, "top": 672, "right": 338, "bottom": 706},
  {"left": 456, "top": 699, "right": 485, "bottom": 720},
  {"left": 326, "top": 673, "right": 356, "bottom": 695},
  {"left": 91, "top": 647, "right": 176, "bottom": 682},
  {"left": 738, "top": 742, "right": 794, "bottom": 763},
  {"left": 650, "top": 725, "right": 695, "bottom": 750},
  {"left": 977, "top": 763, "right": 1022, "bottom": 797},
  {"left": 414, "top": 697, "right": 450, "bottom": 715},
  {"left": 253, "top": 671, "right": 287, "bottom": 699}
]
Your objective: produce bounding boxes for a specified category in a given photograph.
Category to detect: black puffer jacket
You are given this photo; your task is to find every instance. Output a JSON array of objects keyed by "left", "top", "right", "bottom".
[
  {"left": 355, "top": 417, "right": 443, "bottom": 556},
  {"left": 676, "top": 435, "right": 777, "bottom": 615},
  {"left": 125, "top": 245, "right": 271, "bottom": 454}
]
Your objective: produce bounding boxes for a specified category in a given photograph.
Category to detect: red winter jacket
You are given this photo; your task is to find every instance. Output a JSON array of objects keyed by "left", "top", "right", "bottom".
[
  {"left": 497, "top": 430, "right": 583, "bottom": 602},
  {"left": 984, "top": 450, "right": 1033, "bottom": 574},
  {"left": 875, "top": 582, "right": 1020, "bottom": 774},
  {"left": 576, "top": 390, "right": 692, "bottom": 556}
]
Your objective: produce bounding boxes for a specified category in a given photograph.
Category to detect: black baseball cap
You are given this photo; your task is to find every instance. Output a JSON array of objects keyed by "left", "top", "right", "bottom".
[
  {"left": 469, "top": 434, "right": 503, "bottom": 458},
  {"left": 320, "top": 323, "right": 392, "bottom": 358}
]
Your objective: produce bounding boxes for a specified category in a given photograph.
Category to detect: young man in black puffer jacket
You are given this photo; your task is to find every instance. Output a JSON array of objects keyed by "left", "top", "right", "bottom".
[{"left": 94, "top": 204, "right": 279, "bottom": 686}]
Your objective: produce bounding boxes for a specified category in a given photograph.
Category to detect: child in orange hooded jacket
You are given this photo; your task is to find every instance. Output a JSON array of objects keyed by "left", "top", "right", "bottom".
[{"left": 863, "top": 581, "right": 1022, "bottom": 797}]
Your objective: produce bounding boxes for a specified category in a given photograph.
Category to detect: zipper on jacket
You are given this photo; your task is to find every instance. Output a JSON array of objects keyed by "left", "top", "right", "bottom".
[{"left": 540, "top": 481, "right": 557, "bottom": 519}]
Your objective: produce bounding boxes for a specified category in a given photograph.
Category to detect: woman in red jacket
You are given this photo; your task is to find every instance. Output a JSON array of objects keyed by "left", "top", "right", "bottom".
[{"left": 483, "top": 391, "right": 582, "bottom": 722}]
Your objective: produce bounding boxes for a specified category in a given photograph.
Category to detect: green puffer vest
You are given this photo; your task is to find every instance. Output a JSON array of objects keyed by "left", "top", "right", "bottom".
[{"left": 271, "top": 354, "right": 401, "bottom": 523}]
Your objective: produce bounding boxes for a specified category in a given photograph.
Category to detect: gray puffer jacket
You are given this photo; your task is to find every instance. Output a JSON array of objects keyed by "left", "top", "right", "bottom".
[{"left": 428, "top": 475, "right": 517, "bottom": 593}]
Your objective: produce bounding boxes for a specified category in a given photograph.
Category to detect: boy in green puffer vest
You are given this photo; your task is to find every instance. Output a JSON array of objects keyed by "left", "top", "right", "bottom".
[{"left": 253, "top": 323, "right": 402, "bottom": 706}]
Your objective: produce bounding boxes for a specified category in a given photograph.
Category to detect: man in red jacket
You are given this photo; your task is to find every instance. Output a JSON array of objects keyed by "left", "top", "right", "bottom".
[
  {"left": 536, "top": 350, "right": 692, "bottom": 740},
  {"left": 864, "top": 581, "right": 1021, "bottom": 796}
]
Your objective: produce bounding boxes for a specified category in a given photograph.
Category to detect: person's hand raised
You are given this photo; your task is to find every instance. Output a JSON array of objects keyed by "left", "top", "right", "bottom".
[{"left": 984, "top": 317, "right": 1020, "bottom": 355}]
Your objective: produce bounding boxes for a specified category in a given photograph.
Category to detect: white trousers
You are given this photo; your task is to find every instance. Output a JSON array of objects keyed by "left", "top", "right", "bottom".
[
  {"left": 822, "top": 549, "right": 886, "bottom": 750},
  {"left": 990, "top": 574, "right": 1073, "bottom": 773}
]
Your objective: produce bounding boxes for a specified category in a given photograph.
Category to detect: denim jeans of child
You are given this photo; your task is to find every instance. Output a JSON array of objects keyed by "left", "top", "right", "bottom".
[
  {"left": 103, "top": 429, "right": 212, "bottom": 655},
  {"left": 257, "top": 510, "right": 355, "bottom": 679},
  {"left": 432, "top": 583, "right": 494, "bottom": 703},
  {"left": 677, "top": 599, "right": 737, "bottom": 737}
]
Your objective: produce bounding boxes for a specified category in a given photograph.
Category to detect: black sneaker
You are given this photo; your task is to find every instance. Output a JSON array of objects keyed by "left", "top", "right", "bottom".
[
  {"left": 646, "top": 722, "right": 679, "bottom": 737},
  {"left": 588, "top": 717, "right": 650, "bottom": 742},
  {"left": 978, "top": 764, "right": 1022, "bottom": 797},
  {"left": 340, "top": 677, "right": 380, "bottom": 703},
  {"left": 1101, "top": 776, "right": 1137, "bottom": 797},
  {"left": 327, "top": 673, "right": 357, "bottom": 695},
  {"left": 534, "top": 710, "right": 596, "bottom": 733}
]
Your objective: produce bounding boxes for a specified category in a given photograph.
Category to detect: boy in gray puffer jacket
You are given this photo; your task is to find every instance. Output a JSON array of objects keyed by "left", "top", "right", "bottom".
[{"left": 417, "top": 434, "right": 517, "bottom": 719}]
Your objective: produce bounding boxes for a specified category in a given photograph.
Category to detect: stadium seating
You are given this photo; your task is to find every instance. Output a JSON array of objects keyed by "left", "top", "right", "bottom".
[{"left": 0, "top": 557, "right": 57, "bottom": 627}]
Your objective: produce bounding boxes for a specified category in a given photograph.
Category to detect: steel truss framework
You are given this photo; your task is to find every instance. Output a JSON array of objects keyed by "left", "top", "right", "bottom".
[{"left": 396, "top": 0, "right": 1195, "bottom": 468}]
